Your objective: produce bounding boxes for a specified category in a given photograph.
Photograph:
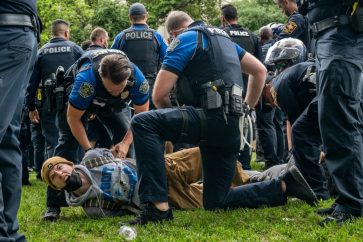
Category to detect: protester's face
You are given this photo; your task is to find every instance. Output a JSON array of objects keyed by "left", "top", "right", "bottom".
[
  {"left": 49, "top": 163, "right": 74, "bottom": 190},
  {"left": 102, "top": 77, "right": 128, "bottom": 97}
]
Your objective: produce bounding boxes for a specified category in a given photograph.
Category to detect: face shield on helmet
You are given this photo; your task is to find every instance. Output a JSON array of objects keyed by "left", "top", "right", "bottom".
[{"left": 264, "top": 38, "right": 307, "bottom": 67}]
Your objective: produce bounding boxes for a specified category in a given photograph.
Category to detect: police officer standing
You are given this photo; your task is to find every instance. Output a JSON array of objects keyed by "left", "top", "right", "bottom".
[
  {"left": 300, "top": 0, "right": 363, "bottom": 225},
  {"left": 0, "top": 0, "right": 39, "bottom": 240},
  {"left": 126, "top": 10, "right": 317, "bottom": 225},
  {"left": 26, "top": 19, "right": 83, "bottom": 176},
  {"left": 111, "top": 2, "right": 168, "bottom": 109},
  {"left": 25, "top": 19, "right": 84, "bottom": 221},
  {"left": 274, "top": 0, "right": 310, "bottom": 49}
]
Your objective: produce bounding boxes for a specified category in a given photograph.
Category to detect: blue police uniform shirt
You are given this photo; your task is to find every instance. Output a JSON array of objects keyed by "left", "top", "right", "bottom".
[
  {"left": 111, "top": 24, "right": 167, "bottom": 60},
  {"left": 68, "top": 62, "right": 149, "bottom": 110},
  {"left": 277, "top": 12, "right": 309, "bottom": 48},
  {"left": 161, "top": 21, "right": 246, "bottom": 76}
]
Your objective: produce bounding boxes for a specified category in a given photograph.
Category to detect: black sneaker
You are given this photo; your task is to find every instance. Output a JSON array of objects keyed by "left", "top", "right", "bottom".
[
  {"left": 127, "top": 203, "right": 173, "bottom": 226},
  {"left": 316, "top": 203, "right": 337, "bottom": 216},
  {"left": 319, "top": 211, "right": 355, "bottom": 226},
  {"left": 43, "top": 207, "right": 60, "bottom": 221},
  {"left": 283, "top": 165, "right": 318, "bottom": 205}
]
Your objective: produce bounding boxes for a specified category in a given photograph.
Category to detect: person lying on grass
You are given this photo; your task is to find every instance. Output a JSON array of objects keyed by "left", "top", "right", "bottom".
[{"left": 41, "top": 147, "right": 314, "bottom": 219}]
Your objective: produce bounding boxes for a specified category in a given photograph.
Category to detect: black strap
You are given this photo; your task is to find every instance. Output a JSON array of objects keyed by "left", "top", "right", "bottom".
[
  {"left": 311, "top": 15, "right": 349, "bottom": 37},
  {"left": 179, "top": 107, "right": 189, "bottom": 139},
  {"left": 196, "top": 109, "right": 207, "bottom": 145}
]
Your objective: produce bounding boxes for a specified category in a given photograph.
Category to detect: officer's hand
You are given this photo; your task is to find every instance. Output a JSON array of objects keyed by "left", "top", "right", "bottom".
[
  {"left": 111, "top": 142, "right": 130, "bottom": 159},
  {"left": 29, "top": 110, "right": 40, "bottom": 124}
]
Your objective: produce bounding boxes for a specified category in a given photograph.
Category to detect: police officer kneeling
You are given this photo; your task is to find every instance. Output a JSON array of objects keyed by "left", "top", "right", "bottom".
[{"left": 127, "top": 11, "right": 318, "bottom": 225}]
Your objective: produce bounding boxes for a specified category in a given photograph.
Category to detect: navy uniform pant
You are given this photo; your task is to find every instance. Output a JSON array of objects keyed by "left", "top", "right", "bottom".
[
  {"left": 291, "top": 98, "right": 330, "bottom": 200},
  {"left": 30, "top": 122, "right": 45, "bottom": 175},
  {"left": 316, "top": 25, "right": 363, "bottom": 216},
  {"left": 256, "top": 105, "right": 284, "bottom": 168},
  {"left": 0, "top": 26, "right": 37, "bottom": 242},
  {"left": 131, "top": 107, "right": 285, "bottom": 210},
  {"left": 39, "top": 105, "right": 59, "bottom": 159}
]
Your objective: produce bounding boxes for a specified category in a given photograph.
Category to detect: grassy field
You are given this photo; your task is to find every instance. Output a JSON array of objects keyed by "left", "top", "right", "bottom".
[{"left": 19, "top": 167, "right": 363, "bottom": 242}]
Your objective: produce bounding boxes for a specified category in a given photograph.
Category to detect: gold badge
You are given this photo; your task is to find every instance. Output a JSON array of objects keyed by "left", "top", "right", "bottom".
[
  {"left": 78, "top": 83, "right": 94, "bottom": 99},
  {"left": 283, "top": 21, "right": 297, "bottom": 34}
]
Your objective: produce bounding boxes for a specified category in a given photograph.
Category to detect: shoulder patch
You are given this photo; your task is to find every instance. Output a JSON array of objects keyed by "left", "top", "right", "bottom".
[
  {"left": 167, "top": 38, "right": 180, "bottom": 52},
  {"left": 78, "top": 82, "right": 94, "bottom": 99},
  {"left": 139, "top": 80, "right": 150, "bottom": 94},
  {"left": 283, "top": 21, "right": 298, "bottom": 34},
  {"left": 121, "top": 91, "right": 130, "bottom": 100}
]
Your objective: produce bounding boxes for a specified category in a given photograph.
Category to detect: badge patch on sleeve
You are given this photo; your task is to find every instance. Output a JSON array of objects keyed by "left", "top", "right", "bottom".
[
  {"left": 78, "top": 83, "right": 94, "bottom": 98},
  {"left": 121, "top": 91, "right": 129, "bottom": 100},
  {"left": 283, "top": 21, "right": 297, "bottom": 34},
  {"left": 167, "top": 38, "right": 180, "bottom": 52},
  {"left": 139, "top": 80, "right": 150, "bottom": 94}
]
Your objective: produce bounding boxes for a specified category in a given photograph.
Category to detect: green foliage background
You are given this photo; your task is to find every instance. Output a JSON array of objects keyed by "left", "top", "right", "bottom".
[{"left": 37, "top": 0, "right": 286, "bottom": 45}]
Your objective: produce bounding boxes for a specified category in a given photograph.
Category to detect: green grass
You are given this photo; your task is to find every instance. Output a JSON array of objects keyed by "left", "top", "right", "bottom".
[{"left": 19, "top": 167, "right": 363, "bottom": 242}]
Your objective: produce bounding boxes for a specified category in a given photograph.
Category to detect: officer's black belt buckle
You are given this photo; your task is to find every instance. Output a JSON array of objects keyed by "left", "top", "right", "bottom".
[
  {"left": 0, "top": 13, "right": 36, "bottom": 29},
  {"left": 311, "top": 15, "right": 349, "bottom": 37}
]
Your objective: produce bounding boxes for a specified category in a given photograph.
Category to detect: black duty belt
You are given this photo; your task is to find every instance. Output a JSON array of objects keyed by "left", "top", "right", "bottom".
[
  {"left": 0, "top": 13, "right": 36, "bottom": 29},
  {"left": 311, "top": 15, "right": 349, "bottom": 37}
]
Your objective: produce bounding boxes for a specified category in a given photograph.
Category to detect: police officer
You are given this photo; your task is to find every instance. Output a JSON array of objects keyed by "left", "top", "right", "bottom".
[
  {"left": 220, "top": 3, "right": 262, "bottom": 170},
  {"left": 25, "top": 19, "right": 84, "bottom": 221},
  {"left": 83, "top": 27, "right": 114, "bottom": 149},
  {"left": 274, "top": 0, "right": 310, "bottom": 49},
  {"left": 111, "top": 2, "right": 168, "bottom": 109},
  {"left": 263, "top": 38, "right": 330, "bottom": 200},
  {"left": 127, "top": 11, "right": 318, "bottom": 225},
  {"left": 0, "top": 0, "right": 39, "bottom": 240},
  {"left": 50, "top": 49, "right": 149, "bottom": 221},
  {"left": 299, "top": 0, "right": 363, "bottom": 225},
  {"left": 26, "top": 19, "right": 83, "bottom": 166}
]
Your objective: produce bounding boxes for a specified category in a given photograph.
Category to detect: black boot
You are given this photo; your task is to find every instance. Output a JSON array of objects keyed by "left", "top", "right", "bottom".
[{"left": 127, "top": 203, "right": 173, "bottom": 226}]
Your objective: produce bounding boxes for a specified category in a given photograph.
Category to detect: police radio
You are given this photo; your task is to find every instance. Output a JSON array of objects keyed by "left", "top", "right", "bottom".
[
  {"left": 44, "top": 73, "right": 57, "bottom": 112},
  {"left": 55, "top": 66, "right": 65, "bottom": 112}
]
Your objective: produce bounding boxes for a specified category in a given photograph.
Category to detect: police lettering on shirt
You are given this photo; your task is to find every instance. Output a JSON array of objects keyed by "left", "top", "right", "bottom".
[
  {"left": 43, "top": 46, "right": 72, "bottom": 55},
  {"left": 228, "top": 30, "right": 250, "bottom": 37},
  {"left": 205, "top": 27, "right": 230, "bottom": 38},
  {"left": 125, "top": 31, "right": 153, "bottom": 40}
]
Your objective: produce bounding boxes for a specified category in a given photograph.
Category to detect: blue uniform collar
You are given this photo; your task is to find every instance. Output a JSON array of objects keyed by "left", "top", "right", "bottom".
[
  {"left": 50, "top": 37, "right": 67, "bottom": 43},
  {"left": 131, "top": 23, "right": 149, "bottom": 30},
  {"left": 188, "top": 20, "right": 205, "bottom": 28}
]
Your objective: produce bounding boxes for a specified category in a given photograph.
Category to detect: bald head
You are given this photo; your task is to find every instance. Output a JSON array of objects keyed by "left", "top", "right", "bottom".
[{"left": 259, "top": 26, "right": 273, "bottom": 44}]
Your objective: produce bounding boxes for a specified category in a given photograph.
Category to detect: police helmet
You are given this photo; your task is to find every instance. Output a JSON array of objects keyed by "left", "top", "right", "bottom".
[{"left": 264, "top": 38, "right": 307, "bottom": 66}]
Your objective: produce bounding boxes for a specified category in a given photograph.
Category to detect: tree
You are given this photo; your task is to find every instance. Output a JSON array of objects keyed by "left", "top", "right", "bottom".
[
  {"left": 232, "top": 0, "right": 287, "bottom": 32},
  {"left": 37, "top": 0, "right": 92, "bottom": 45}
]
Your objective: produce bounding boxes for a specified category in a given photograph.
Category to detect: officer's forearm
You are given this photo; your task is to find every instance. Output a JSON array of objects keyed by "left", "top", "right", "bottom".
[
  {"left": 154, "top": 96, "right": 172, "bottom": 109},
  {"left": 244, "top": 73, "right": 265, "bottom": 107},
  {"left": 67, "top": 117, "right": 92, "bottom": 150}
]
